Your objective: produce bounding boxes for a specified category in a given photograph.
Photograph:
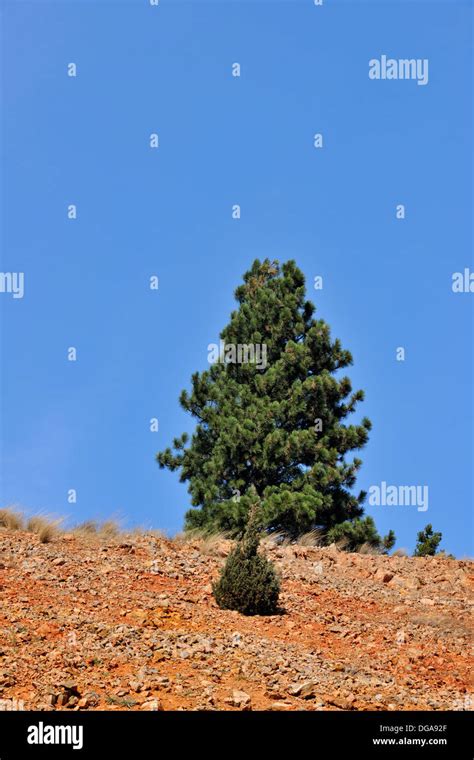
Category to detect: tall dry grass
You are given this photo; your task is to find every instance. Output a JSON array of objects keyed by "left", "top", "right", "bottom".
[{"left": 0, "top": 508, "right": 23, "bottom": 531}]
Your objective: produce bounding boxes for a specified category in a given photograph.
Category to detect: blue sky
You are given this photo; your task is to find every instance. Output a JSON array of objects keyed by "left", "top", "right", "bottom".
[{"left": 1, "top": 0, "right": 472, "bottom": 555}]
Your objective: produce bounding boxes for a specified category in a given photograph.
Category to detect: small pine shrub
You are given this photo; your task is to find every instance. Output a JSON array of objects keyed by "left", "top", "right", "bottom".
[
  {"left": 212, "top": 490, "right": 280, "bottom": 616},
  {"left": 414, "top": 524, "right": 442, "bottom": 557}
]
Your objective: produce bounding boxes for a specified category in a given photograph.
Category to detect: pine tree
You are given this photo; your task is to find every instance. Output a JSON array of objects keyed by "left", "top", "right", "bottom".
[
  {"left": 157, "top": 259, "right": 373, "bottom": 537},
  {"left": 414, "top": 524, "right": 442, "bottom": 557}
]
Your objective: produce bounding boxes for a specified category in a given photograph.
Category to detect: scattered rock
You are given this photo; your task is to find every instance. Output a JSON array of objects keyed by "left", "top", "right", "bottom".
[
  {"left": 0, "top": 527, "right": 470, "bottom": 713},
  {"left": 420, "top": 598, "right": 435, "bottom": 607},
  {"left": 230, "top": 690, "right": 251, "bottom": 709},
  {"left": 289, "top": 680, "right": 319, "bottom": 699}
]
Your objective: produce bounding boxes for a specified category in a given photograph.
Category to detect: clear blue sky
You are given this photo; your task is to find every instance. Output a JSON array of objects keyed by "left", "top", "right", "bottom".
[{"left": 1, "top": 0, "right": 472, "bottom": 556}]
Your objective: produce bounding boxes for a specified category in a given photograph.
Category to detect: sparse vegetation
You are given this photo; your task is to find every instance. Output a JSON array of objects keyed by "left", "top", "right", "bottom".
[
  {"left": 72, "top": 519, "right": 122, "bottom": 540},
  {"left": 437, "top": 550, "right": 456, "bottom": 560},
  {"left": 392, "top": 548, "right": 409, "bottom": 557},
  {"left": 0, "top": 508, "right": 24, "bottom": 531},
  {"left": 260, "top": 530, "right": 291, "bottom": 549},
  {"left": 356, "top": 541, "right": 384, "bottom": 556},
  {"left": 173, "top": 527, "right": 232, "bottom": 556},
  {"left": 0, "top": 504, "right": 469, "bottom": 712},
  {"left": 295, "top": 528, "right": 324, "bottom": 547},
  {"left": 105, "top": 694, "right": 137, "bottom": 708},
  {"left": 72, "top": 520, "right": 100, "bottom": 535},
  {"left": 99, "top": 520, "right": 120, "bottom": 539},
  {"left": 326, "top": 517, "right": 396, "bottom": 554},
  {"left": 26, "top": 515, "right": 62, "bottom": 543}
]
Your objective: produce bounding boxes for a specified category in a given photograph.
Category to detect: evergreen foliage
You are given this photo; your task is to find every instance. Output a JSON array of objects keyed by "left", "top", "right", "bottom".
[
  {"left": 414, "top": 524, "right": 442, "bottom": 557},
  {"left": 157, "top": 259, "right": 380, "bottom": 541},
  {"left": 326, "top": 517, "right": 396, "bottom": 553}
]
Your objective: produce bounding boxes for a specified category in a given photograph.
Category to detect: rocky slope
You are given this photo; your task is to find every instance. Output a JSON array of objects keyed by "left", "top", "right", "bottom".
[{"left": 0, "top": 529, "right": 472, "bottom": 711}]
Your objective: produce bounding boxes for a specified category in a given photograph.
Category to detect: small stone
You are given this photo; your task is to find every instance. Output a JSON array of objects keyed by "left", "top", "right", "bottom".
[
  {"left": 141, "top": 698, "right": 163, "bottom": 711},
  {"left": 231, "top": 632, "right": 242, "bottom": 646},
  {"left": 289, "top": 680, "right": 318, "bottom": 699},
  {"left": 374, "top": 568, "right": 394, "bottom": 583},
  {"left": 420, "top": 597, "right": 435, "bottom": 606},
  {"left": 231, "top": 689, "right": 251, "bottom": 708}
]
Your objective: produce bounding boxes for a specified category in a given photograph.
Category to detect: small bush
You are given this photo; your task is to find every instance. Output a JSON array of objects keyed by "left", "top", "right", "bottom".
[
  {"left": 326, "top": 517, "right": 396, "bottom": 554},
  {"left": 212, "top": 490, "right": 280, "bottom": 616},
  {"left": 0, "top": 508, "right": 24, "bottom": 531}
]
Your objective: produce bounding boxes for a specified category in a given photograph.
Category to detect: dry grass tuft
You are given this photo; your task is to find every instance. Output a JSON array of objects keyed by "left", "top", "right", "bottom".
[
  {"left": 173, "top": 528, "right": 232, "bottom": 556},
  {"left": 410, "top": 612, "right": 472, "bottom": 638},
  {"left": 26, "top": 515, "right": 62, "bottom": 543},
  {"left": 70, "top": 518, "right": 131, "bottom": 542},
  {"left": 172, "top": 528, "right": 203, "bottom": 544},
  {"left": 0, "top": 508, "right": 24, "bottom": 531},
  {"left": 198, "top": 531, "right": 232, "bottom": 556},
  {"left": 261, "top": 530, "right": 291, "bottom": 548},
  {"left": 357, "top": 542, "right": 384, "bottom": 556},
  {"left": 98, "top": 520, "right": 120, "bottom": 539},
  {"left": 331, "top": 537, "right": 348, "bottom": 552},
  {"left": 72, "top": 520, "right": 99, "bottom": 536},
  {"left": 295, "top": 529, "right": 325, "bottom": 547},
  {"left": 392, "top": 548, "right": 409, "bottom": 557}
]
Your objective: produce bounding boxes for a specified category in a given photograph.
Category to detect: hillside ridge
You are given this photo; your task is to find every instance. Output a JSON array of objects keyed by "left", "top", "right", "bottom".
[{"left": 0, "top": 528, "right": 472, "bottom": 711}]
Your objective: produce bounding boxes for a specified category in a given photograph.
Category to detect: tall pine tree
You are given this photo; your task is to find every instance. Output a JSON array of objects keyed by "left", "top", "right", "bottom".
[{"left": 157, "top": 259, "right": 373, "bottom": 538}]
